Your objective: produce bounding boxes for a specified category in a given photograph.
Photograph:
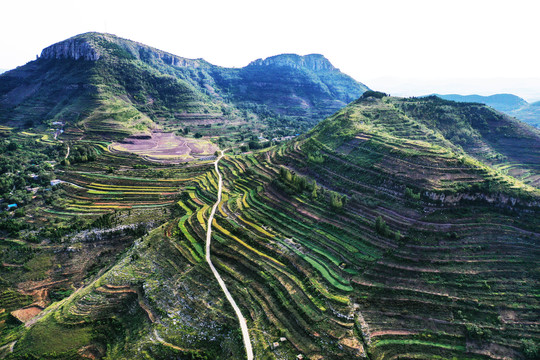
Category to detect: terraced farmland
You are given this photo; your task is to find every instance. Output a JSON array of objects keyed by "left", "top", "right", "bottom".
[
  {"left": 15, "top": 139, "right": 535, "bottom": 359},
  {"left": 2, "top": 94, "right": 539, "bottom": 360}
]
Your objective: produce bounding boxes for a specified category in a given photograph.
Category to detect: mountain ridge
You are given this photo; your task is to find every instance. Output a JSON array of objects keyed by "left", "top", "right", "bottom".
[
  {"left": 303, "top": 92, "right": 540, "bottom": 194},
  {"left": 435, "top": 93, "right": 540, "bottom": 128},
  {"left": 0, "top": 32, "right": 368, "bottom": 137},
  {"left": 40, "top": 32, "right": 210, "bottom": 68}
]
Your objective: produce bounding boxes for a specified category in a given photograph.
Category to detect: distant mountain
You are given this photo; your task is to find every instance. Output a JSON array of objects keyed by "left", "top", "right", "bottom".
[
  {"left": 221, "top": 53, "right": 368, "bottom": 122},
  {"left": 0, "top": 32, "right": 368, "bottom": 138},
  {"left": 435, "top": 93, "right": 540, "bottom": 128},
  {"left": 0, "top": 69, "right": 7, "bottom": 74},
  {"left": 435, "top": 93, "right": 527, "bottom": 112}
]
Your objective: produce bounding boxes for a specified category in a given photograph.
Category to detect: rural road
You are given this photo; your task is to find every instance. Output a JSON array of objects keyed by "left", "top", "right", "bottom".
[{"left": 206, "top": 150, "right": 254, "bottom": 360}]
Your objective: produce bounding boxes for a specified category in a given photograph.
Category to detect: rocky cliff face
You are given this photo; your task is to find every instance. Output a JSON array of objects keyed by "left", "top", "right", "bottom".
[
  {"left": 39, "top": 33, "right": 205, "bottom": 68},
  {"left": 135, "top": 46, "right": 205, "bottom": 68},
  {"left": 40, "top": 38, "right": 101, "bottom": 61},
  {"left": 248, "top": 54, "right": 338, "bottom": 72}
]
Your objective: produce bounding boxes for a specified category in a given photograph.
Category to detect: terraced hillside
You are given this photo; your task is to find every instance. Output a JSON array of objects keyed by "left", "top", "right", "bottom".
[
  {"left": 2, "top": 92, "right": 538, "bottom": 360},
  {"left": 309, "top": 93, "right": 540, "bottom": 189}
]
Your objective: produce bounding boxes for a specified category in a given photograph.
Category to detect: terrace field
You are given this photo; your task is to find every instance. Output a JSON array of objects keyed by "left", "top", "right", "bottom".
[
  {"left": 110, "top": 132, "right": 218, "bottom": 163},
  {"left": 1, "top": 93, "right": 538, "bottom": 359}
]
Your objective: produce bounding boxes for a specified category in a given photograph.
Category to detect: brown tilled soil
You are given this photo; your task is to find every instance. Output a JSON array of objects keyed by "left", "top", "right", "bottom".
[
  {"left": 10, "top": 306, "right": 43, "bottom": 323},
  {"left": 110, "top": 132, "right": 218, "bottom": 162}
]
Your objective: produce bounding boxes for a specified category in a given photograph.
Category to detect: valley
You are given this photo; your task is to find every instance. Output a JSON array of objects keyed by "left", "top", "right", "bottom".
[{"left": 0, "top": 33, "right": 538, "bottom": 360}]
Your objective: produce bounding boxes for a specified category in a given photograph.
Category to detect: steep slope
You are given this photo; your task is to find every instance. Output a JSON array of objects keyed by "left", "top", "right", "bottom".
[
  {"left": 437, "top": 93, "right": 540, "bottom": 128},
  {"left": 0, "top": 32, "right": 368, "bottom": 139},
  {"left": 397, "top": 96, "right": 540, "bottom": 187},
  {"left": 267, "top": 92, "right": 540, "bottom": 359}
]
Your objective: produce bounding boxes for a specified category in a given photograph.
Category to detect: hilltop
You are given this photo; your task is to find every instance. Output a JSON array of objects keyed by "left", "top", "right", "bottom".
[
  {"left": 302, "top": 91, "right": 540, "bottom": 194},
  {"left": 0, "top": 32, "right": 368, "bottom": 140}
]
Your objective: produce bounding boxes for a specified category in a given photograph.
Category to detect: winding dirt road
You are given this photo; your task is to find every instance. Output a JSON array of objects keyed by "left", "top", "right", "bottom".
[{"left": 206, "top": 150, "right": 254, "bottom": 360}]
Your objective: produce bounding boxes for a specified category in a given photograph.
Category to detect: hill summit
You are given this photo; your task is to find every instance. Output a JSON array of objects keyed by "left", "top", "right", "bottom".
[
  {"left": 39, "top": 32, "right": 208, "bottom": 68},
  {"left": 248, "top": 53, "right": 337, "bottom": 71}
]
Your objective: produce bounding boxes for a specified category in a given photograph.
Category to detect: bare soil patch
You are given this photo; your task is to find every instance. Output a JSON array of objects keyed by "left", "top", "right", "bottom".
[
  {"left": 11, "top": 306, "right": 43, "bottom": 323},
  {"left": 370, "top": 330, "right": 418, "bottom": 337},
  {"left": 110, "top": 132, "right": 218, "bottom": 163}
]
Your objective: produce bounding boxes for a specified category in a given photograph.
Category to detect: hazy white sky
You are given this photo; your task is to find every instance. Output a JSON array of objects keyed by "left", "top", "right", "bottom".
[{"left": 1, "top": 0, "right": 539, "bottom": 100}]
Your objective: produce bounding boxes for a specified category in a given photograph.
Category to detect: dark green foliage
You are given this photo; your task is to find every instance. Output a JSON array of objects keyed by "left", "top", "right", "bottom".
[
  {"left": 48, "top": 288, "right": 74, "bottom": 302},
  {"left": 329, "top": 192, "right": 343, "bottom": 209},
  {"left": 278, "top": 167, "right": 314, "bottom": 195},
  {"left": 361, "top": 90, "right": 388, "bottom": 99},
  {"left": 375, "top": 216, "right": 390, "bottom": 236},
  {"left": 404, "top": 187, "right": 421, "bottom": 200},
  {"left": 307, "top": 151, "right": 324, "bottom": 164},
  {"left": 6, "top": 142, "right": 18, "bottom": 151},
  {"left": 521, "top": 339, "right": 539, "bottom": 359},
  {"left": 465, "top": 323, "right": 492, "bottom": 340},
  {"left": 0, "top": 219, "right": 27, "bottom": 237},
  {"left": 92, "top": 213, "right": 113, "bottom": 229},
  {"left": 70, "top": 144, "right": 97, "bottom": 163},
  {"left": 0, "top": 137, "right": 62, "bottom": 206}
]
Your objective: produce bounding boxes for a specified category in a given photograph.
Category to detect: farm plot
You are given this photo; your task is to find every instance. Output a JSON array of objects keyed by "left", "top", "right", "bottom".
[{"left": 110, "top": 132, "right": 218, "bottom": 163}]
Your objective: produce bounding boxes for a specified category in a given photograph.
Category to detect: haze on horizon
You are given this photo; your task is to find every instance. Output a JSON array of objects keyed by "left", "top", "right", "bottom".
[{"left": 1, "top": 0, "right": 539, "bottom": 101}]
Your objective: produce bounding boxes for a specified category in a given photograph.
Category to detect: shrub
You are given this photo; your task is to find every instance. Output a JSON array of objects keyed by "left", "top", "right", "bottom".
[
  {"left": 330, "top": 192, "right": 343, "bottom": 209},
  {"left": 404, "top": 187, "right": 421, "bottom": 200},
  {"left": 522, "top": 339, "right": 539, "bottom": 359},
  {"left": 465, "top": 324, "right": 491, "bottom": 340},
  {"left": 362, "top": 90, "right": 388, "bottom": 99},
  {"left": 375, "top": 216, "right": 389, "bottom": 236}
]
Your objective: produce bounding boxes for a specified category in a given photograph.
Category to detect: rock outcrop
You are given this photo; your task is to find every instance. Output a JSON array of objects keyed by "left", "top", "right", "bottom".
[
  {"left": 248, "top": 53, "right": 338, "bottom": 72},
  {"left": 40, "top": 32, "right": 206, "bottom": 68},
  {"left": 41, "top": 38, "right": 101, "bottom": 61}
]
